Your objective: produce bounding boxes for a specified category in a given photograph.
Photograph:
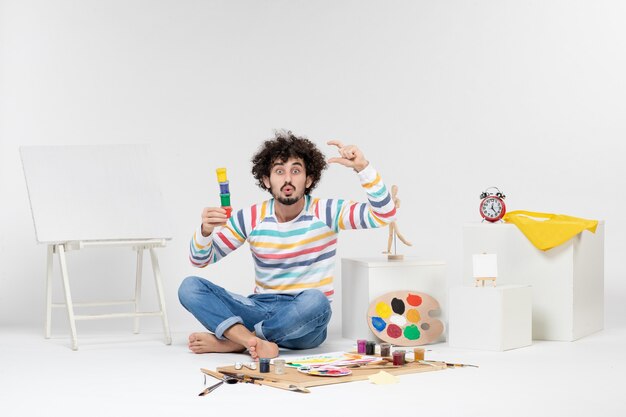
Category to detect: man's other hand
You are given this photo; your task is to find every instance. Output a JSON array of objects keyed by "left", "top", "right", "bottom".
[{"left": 201, "top": 207, "right": 228, "bottom": 237}]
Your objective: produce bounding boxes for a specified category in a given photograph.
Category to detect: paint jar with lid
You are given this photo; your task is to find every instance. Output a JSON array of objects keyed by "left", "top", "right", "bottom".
[
  {"left": 259, "top": 358, "right": 270, "bottom": 373},
  {"left": 365, "top": 341, "right": 376, "bottom": 355},
  {"left": 273, "top": 359, "right": 286, "bottom": 375},
  {"left": 219, "top": 181, "right": 230, "bottom": 194},
  {"left": 220, "top": 193, "right": 231, "bottom": 207},
  {"left": 413, "top": 348, "right": 425, "bottom": 361},
  {"left": 357, "top": 339, "right": 367, "bottom": 354},
  {"left": 392, "top": 350, "right": 405, "bottom": 366},
  {"left": 216, "top": 168, "right": 228, "bottom": 183},
  {"left": 380, "top": 343, "right": 392, "bottom": 358}
]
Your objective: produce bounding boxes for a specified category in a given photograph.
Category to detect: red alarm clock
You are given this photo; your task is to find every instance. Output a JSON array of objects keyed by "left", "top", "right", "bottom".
[{"left": 479, "top": 187, "right": 506, "bottom": 222}]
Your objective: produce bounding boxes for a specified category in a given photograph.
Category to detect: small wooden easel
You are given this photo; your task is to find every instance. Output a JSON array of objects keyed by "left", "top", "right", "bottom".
[
  {"left": 475, "top": 276, "right": 497, "bottom": 287},
  {"left": 473, "top": 253, "right": 497, "bottom": 287}
]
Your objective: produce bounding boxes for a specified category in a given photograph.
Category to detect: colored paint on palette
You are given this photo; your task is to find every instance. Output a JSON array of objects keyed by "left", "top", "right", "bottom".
[
  {"left": 297, "top": 365, "right": 352, "bottom": 377},
  {"left": 367, "top": 291, "right": 444, "bottom": 346}
]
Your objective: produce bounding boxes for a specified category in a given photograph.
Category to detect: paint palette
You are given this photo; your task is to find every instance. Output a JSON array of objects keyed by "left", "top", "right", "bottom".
[
  {"left": 286, "top": 352, "right": 379, "bottom": 368},
  {"left": 297, "top": 365, "right": 352, "bottom": 377},
  {"left": 367, "top": 290, "right": 444, "bottom": 346}
]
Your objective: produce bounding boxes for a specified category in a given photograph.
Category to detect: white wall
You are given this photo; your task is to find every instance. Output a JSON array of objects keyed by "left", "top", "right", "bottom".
[{"left": 2, "top": 0, "right": 625, "bottom": 335}]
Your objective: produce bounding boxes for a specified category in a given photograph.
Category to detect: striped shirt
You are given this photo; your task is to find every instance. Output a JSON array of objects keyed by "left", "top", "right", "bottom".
[{"left": 189, "top": 164, "right": 397, "bottom": 300}]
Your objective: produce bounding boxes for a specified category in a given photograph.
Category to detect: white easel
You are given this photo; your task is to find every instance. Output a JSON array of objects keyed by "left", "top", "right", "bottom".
[
  {"left": 21, "top": 145, "right": 173, "bottom": 350},
  {"left": 473, "top": 253, "right": 498, "bottom": 287}
]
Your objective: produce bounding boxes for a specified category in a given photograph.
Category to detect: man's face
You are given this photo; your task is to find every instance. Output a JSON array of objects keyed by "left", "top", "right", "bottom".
[{"left": 263, "top": 157, "right": 312, "bottom": 206}]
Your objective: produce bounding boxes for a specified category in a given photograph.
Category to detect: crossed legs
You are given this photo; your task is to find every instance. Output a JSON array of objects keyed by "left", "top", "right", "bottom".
[{"left": 178, "top": 276, "right": 331, "bottom": 359}]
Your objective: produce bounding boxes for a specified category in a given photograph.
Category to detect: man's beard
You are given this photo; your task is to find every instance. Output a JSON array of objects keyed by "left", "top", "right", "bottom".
[
  {"left": 276, "top": 196, "right": 301, "bottom": 205},
  {"left": 274, "top": 182, "right": 303, "bottom": 206}
]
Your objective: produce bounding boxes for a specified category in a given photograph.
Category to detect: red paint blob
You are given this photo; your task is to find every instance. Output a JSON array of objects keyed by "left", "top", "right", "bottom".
[
  {"left": 386, "top": 324, "right": 402, "bottom": 339},
  {"left": 406, "top": 293, "right": 422, "bottom": 307}
]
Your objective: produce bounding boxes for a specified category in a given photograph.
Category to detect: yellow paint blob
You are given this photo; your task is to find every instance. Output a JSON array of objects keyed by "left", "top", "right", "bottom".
[
  {"left": 375, "top": 302, "right": 392, "bottom": 319},
  {"left": 406, "top": 309, "right": 421, "bottom": 323}
]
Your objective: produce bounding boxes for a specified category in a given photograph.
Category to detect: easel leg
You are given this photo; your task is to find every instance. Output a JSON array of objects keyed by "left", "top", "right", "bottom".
[
  {"left": 45, "top": 245, "right": 53, "bottom": 339},
  {"left": 58, "top": 244, "right": 78, "bottom": 350},
  {"left": 149, "top": 248, "right": 172, "bottom": 345},
  {"left": 134, "top": 248, "right": 143, "bottom": 334}
]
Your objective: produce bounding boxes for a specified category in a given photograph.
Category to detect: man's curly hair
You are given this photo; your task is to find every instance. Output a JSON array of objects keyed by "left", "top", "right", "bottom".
[{"left": 251, "top": 130, "right": 327, "bottom": 195}]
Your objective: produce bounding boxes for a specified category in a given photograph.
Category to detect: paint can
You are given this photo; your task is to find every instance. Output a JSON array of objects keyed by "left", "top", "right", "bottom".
[
  {"left": 380, "top": 343, "right": 391, "bottom": 357},
  {"left": 357, "top": 339, "right": 367, "bottom": 354},
  {"left": 413, "top": 348, "right": 425, "bottom": 361},
  {"left": 366, "top": 341, "right": 376, "bottom": 355},
  {"left": 216, "top": 168, "right": 228, "bottom": 183},
  {"left": 259, "top": 358, "right": 270, "bottom": 373},
  {"left": 273, "top": 359, "right": 286, "bottom": 375},
  {"left": 392, "top": 350, "right": 405, "bottom": 366},
  {"left": 219, "top": 181, "right": 230, "bottom": 194},
  {"left": 220, "top": 193, "right": 231, "bottom": 207}
]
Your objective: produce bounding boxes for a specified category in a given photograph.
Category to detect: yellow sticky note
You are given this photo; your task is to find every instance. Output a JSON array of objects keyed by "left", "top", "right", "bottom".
[{"left": 368, "top": 371, "right": 399, "bottom": 385}]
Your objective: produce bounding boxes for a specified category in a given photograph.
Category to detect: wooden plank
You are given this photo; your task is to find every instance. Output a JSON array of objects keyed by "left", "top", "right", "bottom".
[{"left": 216, "top": 360, "right": 446, "bottom": 389}]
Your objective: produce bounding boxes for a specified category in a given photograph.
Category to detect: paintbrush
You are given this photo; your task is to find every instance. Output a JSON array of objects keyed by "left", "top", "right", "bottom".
[
  {"left": 219, "top": 370, "right": 311, "bottom": 394},
  {"left": 198, "top": 369, "right": 239, "bottom": 396},
  {"left": 344, "top": 363, "right": 401, "bottom": 369},
  {"left": 444, "top": 362, "right": 479, "bottom": 368},
  {"left": 418, "top": 360, "right": 479, "bottom": 368}
]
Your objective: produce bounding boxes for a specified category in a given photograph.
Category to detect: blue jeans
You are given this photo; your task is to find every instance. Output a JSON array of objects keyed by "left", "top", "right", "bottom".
[{"left": 178, "top": 276, "right": 332, "bottom": 350}]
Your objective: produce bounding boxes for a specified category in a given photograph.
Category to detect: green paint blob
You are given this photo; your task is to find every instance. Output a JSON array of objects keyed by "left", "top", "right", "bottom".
[{"left": 403, "top": 324, "right": 421, "bottom": 340}]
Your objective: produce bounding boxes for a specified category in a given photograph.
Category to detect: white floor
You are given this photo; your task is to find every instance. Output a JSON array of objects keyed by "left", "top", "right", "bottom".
[{"left": 1, "top": 325, "right": 625, "bottom": 417}]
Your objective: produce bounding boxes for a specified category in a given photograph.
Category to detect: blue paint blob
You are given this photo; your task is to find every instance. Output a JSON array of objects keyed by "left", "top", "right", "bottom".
[{"left": 371, "top": 316, "right": 387, "bottom": 332}]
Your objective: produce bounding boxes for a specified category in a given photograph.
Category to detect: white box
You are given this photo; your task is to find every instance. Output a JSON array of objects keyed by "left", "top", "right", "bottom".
[
  {"left": 463, "top": 222, "right": 604, "bottom": 341},
  {"left": 341, "top": 257, "right": 447, "bottom": 341},
  {"left": 449, "top": 285, "right": 532, "bottom": 351}
]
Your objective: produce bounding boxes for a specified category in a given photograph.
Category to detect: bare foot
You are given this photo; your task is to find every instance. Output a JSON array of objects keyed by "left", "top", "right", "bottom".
[
  {"left": 188, "top": 332, "right": 246, "bottom": 354},
  {"left": 247, "top": 337, "right": 279, "bottom": 360}
]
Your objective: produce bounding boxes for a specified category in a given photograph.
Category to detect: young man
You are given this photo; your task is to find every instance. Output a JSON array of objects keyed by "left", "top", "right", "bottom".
[{"left": 178, "top": 131, "right": 397, "bottom": 359}]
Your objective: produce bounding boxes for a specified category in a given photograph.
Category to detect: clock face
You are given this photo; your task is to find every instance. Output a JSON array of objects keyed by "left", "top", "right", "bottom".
[{"left": 480, "top": 197, "right": 505, "bottom": 221}]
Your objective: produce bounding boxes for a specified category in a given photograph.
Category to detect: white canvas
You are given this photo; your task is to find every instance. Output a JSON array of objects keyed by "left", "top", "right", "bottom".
[
  {"left": 20, "top": 145, "right": 173, "bottom": 243},
  {"left": 472, "top": 253, "right": 498, "bottom": 278}
]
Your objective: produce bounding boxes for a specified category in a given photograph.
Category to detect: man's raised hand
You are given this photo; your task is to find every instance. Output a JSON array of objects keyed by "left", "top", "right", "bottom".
[{"left": 327, "top": 140, "right": 369, "bottom": 172}]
